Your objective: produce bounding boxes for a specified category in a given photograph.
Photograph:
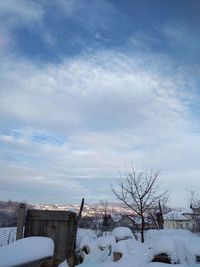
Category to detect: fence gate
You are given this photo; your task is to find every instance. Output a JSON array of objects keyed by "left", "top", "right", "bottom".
[{"left": 24, "top": 210, "right": 77, "bottom": 266}]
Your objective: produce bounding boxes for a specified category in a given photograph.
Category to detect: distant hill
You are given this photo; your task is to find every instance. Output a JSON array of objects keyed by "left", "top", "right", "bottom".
[
  {"left": 0, "top": 200, "right": 171, "bottom": 227},
  {"left": 0, "top": 200, "right": 134, "bottom": 227}
]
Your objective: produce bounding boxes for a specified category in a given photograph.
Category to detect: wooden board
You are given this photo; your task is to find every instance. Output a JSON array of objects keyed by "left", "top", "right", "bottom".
[{"left": 24, "top": 210, "right": 77, "bottom": 267}]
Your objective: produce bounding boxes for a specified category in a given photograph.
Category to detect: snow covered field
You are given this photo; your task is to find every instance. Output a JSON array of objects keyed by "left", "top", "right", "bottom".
[{"left": 1, "top": 227, "right": 200, "bottom": 267}]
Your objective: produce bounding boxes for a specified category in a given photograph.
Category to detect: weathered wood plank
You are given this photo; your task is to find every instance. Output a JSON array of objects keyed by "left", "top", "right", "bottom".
[
  {"left": 24, "top": 210, "right": 77, "bottom": 267},
  {"left": 26, "top": 210, "right": 70, "bottom": 221},
  {"left": 16, "top": 203, "right": 26, "bottom": 240}
]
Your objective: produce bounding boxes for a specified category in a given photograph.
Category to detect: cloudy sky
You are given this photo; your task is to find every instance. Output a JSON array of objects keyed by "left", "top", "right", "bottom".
[{"left": 0, "top": 0, "right": 200, "bottom": 206}]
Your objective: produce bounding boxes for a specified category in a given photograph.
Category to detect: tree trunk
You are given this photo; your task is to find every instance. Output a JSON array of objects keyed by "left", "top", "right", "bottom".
[{"left": 141, "top": 215, "right": 145, "bottom": 243}]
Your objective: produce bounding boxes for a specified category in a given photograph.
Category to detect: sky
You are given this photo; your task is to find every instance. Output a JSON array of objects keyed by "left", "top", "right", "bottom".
[{"left": 0, "top": 0, "right": 200, "bottom": 207}]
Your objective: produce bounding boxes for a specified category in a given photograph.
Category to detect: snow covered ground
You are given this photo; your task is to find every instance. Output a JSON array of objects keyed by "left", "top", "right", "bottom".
[
  {"left": 76, "top": 228, "right": 200, "bottom": 267},
  {"left": 1, "top": 227, "right": 200, "bottom": 267}
]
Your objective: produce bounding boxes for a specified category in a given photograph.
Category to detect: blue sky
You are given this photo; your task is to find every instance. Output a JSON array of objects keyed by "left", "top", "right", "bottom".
[{"left": 0, "top": 0, "right": 200, "bottom": 206}]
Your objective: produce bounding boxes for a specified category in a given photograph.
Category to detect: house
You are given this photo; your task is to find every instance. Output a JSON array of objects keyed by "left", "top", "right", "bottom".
[
  {"left": 100, "top": 214, "right": 134, "bottom": 231},
  {"left": 109, "top": 213, "right": 157, "bottom": 231},
  {"left": 163, "top": 209, "right": 194, "bottom": 230},
  {"left": 182, "top": 208, "right": 200, "bottom": 233}
]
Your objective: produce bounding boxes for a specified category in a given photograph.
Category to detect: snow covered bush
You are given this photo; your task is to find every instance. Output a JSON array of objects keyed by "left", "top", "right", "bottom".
[
  {"left": 150, "top": 236, "right": 178, "bottom": 263},
  {"left": 0, "top": 237, "right": 54, "bottom": 267},
  {"left": 111, "top": 227, "right": 134, "bottom": 242},
  {"left": 75, "top": 228, "right": 200, "bottom": 266},
  {"left": 96, "top": 235, "right": 115, "bottom": 251},
  {"left": 149, "top": 232, "right": 195, "bottom": 265}
]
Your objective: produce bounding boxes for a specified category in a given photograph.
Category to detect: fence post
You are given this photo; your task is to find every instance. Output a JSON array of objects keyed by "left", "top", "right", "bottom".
[{"left": 16, "top": 203, "right": 26, "bottom": 240}]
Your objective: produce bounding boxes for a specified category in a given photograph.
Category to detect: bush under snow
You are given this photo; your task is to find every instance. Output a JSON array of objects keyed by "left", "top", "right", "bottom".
[
  {"left": 76, "top": 227, "right": 200, "bottom": 267},
  {"left": 0, "top": 236, "right": 54, "bottom": 267},
  {"left": 111, "top": 227, "right": 134, "bottom": 242}
]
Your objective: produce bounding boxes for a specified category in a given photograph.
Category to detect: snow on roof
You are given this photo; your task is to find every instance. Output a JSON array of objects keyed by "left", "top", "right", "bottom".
[
  {"left": 112, "top": 227, "right": 134, "bottom": 240},
  {"left": 163, "top": 210, "right": 189, "bottom": 221},
  {"left": 181, "top": 208, "right": 194, "bottom": 214},
  {"left": 0, "top": 237, "right": 54, "bottom": 267}
]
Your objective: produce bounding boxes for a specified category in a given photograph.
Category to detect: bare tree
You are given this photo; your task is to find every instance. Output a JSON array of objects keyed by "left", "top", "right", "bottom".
[
  {"left": 84, "top": 203, "right": 102, "bottom": 234},
  {"left": 187, "top": 190, "right": 200, "bottom": 233},
  {"left": 99, "top": 200, "right": 109, "bottom": 217},
  {"left": 99, "top": 200, "right": 112, "bottom": 232},
  {"left": 111, "top": 166, "right": 168, "bottom": 242},
  {"left": 146, "top": 200, "right": 165, "bottom": 230},
  {"left": 188, "top": 190, "right": 200, "bottom": 210}
]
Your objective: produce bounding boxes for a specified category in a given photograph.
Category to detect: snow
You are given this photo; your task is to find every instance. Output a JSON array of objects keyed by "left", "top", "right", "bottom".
[
  {"left": 113, "top": 238, "right": 140, "bottom": 255},
  {"left": 150, "top": 236, "right": 178, "bottom": 263},
  {"left": 181, "top": 208, "right": 194, "bottom": 214},
  {"left": 163, "top": 211, "right": 189, "bottom": 221},
  {"left": 144, "top": 229, "right": 197, "bottom": 265},
  {"left": 0, "top": 236, "right": 54, "bottom": 267},
  {"left": 75, "top": 228, "right": 200, "bottom": 267},
  {"left": 1, "top": 227, "right": 200, "bottom": 267},
  {"left": 111, "top": 227, "right": 134, "bottom": 241},
  {"left": 146, "top": 229, "right": 195, "bottom": 244},
  {"left": 187, "top": 237, "right": 200, "bottom": 255},
  {"left": 78, "top": 228, "right": 96, "bottom": 240},
  {"left": 79, "top": 235, "right": 96, "bottom": 252},
  {"left": 69, "top": 207, "right": 78, "bottom": 215},
  {"left": 96, "top": 235, "right": 115, "bottom": 249}
]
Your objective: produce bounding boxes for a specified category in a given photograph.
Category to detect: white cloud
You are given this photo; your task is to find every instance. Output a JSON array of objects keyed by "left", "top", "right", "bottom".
[
  {"left": 0, "top": 51, "right": 193, "bottom": 133},
  {"left": 0, "top": 49, "right": 199, "bottom": 204},
  {"left": 0, "top": 0, "right": 44, "bottom": 32},
  {"left": 0, "top": 159, "right": 89, "bottom": 203},
  {"left": 1, "top": 1, "right": 199, "bottom": 205}
]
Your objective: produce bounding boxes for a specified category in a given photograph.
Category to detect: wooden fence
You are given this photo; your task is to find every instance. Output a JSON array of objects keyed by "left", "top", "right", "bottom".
[{"left": 16, "top": 204, "right": 77, "bottom": 267}]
